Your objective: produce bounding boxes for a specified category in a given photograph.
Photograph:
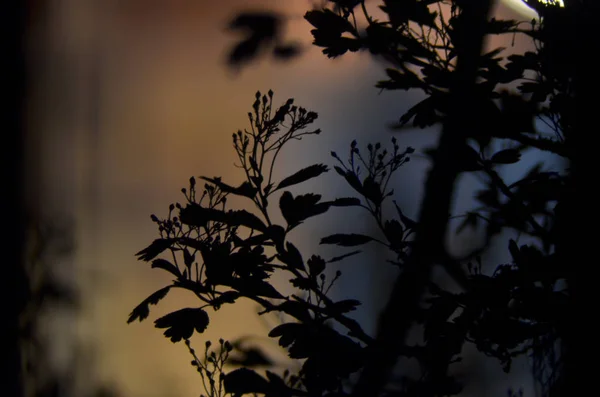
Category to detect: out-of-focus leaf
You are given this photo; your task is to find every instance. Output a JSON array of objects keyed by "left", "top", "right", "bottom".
[
  {"left": 224, "top": 368, "right": 270, "bottom": 395},
  {"left": 227, "top": 13, "right": 280, "bottom": 67},
  {"left": 491, "top": 149, "right": 521, "bottom": 164}
]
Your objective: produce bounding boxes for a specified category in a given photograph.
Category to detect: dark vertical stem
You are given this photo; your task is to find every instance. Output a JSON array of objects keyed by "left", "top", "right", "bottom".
[
  {"left": 2, "top": 1, "right": 28, "bottom": 397},
  {"left": 350, "top": 2, "right": 494, "bottom": 396}
]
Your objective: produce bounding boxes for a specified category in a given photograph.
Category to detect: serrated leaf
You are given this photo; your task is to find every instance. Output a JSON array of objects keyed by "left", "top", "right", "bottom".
[
  {"left": 151, "top": 259, "right": 181, "bottom": 277},
  {"left": 154, "top": 307, "right": 209, "bottom": 343},
  {"left": 279, "top": 191, "right": 330, "bottom": 228},
  {"left": 127, "top": 286, "right": 171, "bottom": 323},
  {"left": 275, "top": 164, "right": 328, "bottom": 190},
  {"left": 320, "top": 233, "right": 374, "bottom": 247},
  {"left": 330, "top": 197, "right": 361, "bottom": 206},
  {"left": 304, "top": 9, "right": 355, "bottom": 33},
  {"left": 210, "top": 291, "right": 240, "bottom": 309},
  {"left": 307, "top": 255, "right": 326, "bottom": 276},
  {"left": 179, "top": 204, "right": 224, "bottom": 227},
  {"left": 227, "top": 209, "right": 268, "bottom": 232},
  {"left": 328, "top": 299, "right": 361, "bottom": 314},
  {"left": 200, "top": 176, "right": 257, "bottom": 198},
  {"left": 229, "top": 278, "right": 284, "bottom": 299},
  {"left": 135, "top": 239, "right": 176, "bottom": 262}
]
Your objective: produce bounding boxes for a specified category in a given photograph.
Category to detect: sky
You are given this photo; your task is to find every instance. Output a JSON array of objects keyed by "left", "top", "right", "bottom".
[{"left": 26, "top": 1, "right": 559, "bottom": 396}]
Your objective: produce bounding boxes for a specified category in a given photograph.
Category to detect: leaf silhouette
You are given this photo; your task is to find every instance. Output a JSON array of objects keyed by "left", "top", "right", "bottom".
[
  {"left": 362, "top": 175, "right": 383, "bottom": 205},
  {"left": 151, "top": 259, "right": 181, "bottom": 277},
  {"left": 209, "top": 291, "right": 240, "bottom": 309},
  {"left": 127, "top": 286, "right": 171, "bottom": 323},
  {"left": 200, "top": 176, "right": 257, "bottom": 198},
  {"left": 279, "top": 191, "right": 330, "bottom": 228},
  {"left": 328, "top": 299, "right": 361, "bottom": 315},
  {"left": 179, "top": 204, "right": 224, "bottom": 227},
  {"left": 229, "top": 278, "right": 284, "bottom": 299},
  {"left": 326, "top": 250, "right": 362, "bottom": 263},
  {"left": 330, "top": 197, "right": 361, "bottom": 207},
  {"left": 320, "top": 233, "right": 374, "bottom": 247},
  {"left": 393, "top": 200, "right": 417, "bottom": 229},
  {"left": 154, "top": 307, "right": 209, "bottom": 342},
  {"left": 275, "top": 164, "right": 328, "bottom": 190},
  {"left": 135, "top": 239, "right": 176, "bottom": 262},
  {"left": 179, "top": 204, "right": 267, "bottom": 232},
  {"left": 333, "top": 166, "right": 363, "bottom": 193},
  {"left": 307, "top": 255, "right": 326, "bottom": 276},
  {"left": 227, "top": 210, "right": 268, "bottom": 232},
  {"left": 278, "top": 241, "right": 305, "bottom": 271},
  {"left": 224, "top": 368, "right": 270, "bottom": 395},
  {"left": 304, "top": 9, "right": 354, "bottom": 34}
]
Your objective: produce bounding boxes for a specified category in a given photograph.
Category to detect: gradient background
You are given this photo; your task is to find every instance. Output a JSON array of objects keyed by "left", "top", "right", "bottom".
[{"left": 26, "top": 1, "right": 552, "bottom": 396}]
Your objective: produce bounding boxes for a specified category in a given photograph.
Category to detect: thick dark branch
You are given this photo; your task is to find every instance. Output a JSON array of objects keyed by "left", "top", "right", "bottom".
[{"left": 350, "top": 2, "right": 494, "bottom": 396}]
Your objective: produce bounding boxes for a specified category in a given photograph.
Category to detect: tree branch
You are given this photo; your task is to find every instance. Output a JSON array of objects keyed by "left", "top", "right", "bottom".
[{"left": 350, "top": 2, "right": 494, "bottom": 396}]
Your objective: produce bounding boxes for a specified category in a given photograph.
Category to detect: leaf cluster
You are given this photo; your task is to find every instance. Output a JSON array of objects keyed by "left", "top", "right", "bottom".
[{"left": 131, "top": 1, "right": 574, "bottom": 396}]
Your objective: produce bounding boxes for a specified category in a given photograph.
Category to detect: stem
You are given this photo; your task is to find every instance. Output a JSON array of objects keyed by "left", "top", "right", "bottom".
[{"left": 350, "top": 2, "right": 494, "bottom": 395}]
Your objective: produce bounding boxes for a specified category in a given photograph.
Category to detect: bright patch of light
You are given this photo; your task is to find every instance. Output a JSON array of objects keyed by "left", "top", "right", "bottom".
[
  {"left": 503, "top": 0, "right": 565, "bottom": 19},
  {"left": 536, "top": 0, "right": 565, "bottom": 6}
]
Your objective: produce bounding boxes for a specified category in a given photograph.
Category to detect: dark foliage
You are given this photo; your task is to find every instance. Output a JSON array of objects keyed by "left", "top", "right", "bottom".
[{"left": 131, "top": 1, "right": 577, "bottom": 396}]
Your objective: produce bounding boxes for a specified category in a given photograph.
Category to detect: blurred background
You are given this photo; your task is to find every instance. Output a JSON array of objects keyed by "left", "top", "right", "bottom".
[{"left": 21, "top": 1, "right": 558, "bottom": 396}]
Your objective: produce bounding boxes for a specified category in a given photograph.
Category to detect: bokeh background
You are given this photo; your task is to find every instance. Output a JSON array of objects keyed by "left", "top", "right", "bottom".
[{"left": 26, "top": 1, "right": 556, "bottom": 396}]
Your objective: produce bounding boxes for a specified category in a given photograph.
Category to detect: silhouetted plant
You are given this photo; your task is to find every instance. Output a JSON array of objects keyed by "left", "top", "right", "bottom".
[{"left": 131, "top": 0, "right": 576, "bottom": 396}]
